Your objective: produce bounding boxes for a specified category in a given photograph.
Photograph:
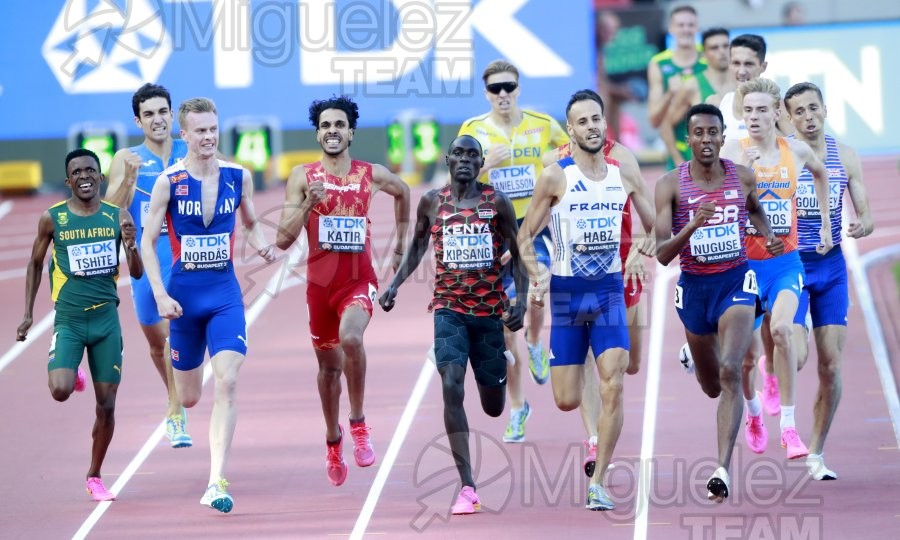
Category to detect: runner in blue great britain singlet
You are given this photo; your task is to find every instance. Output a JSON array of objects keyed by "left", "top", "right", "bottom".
[
  {"left": 164, "top": 161, "right": 247, "bottom": 371},
  {"left": 547, "top": 156, "right": 629, "bottom": 366},
  {"left": 129, "top": 140, "right": 188, "bottom": 325},
  {"left": 794, "top": 135, "right": 849, "bottom": 327}
]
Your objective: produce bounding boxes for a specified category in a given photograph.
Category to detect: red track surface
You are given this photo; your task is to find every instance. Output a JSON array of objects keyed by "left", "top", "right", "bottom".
[{"left": 0, "top": 157, "right": 897, "bottom": 539}]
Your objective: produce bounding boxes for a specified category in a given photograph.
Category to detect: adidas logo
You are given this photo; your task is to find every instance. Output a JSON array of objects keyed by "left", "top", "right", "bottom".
[{"left": 570, "top": 180, "right": 588, "bottom": 193}]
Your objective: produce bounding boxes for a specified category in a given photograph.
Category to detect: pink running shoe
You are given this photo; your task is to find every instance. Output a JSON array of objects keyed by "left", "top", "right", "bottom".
[
  {"left": 326, "top": 426, "right": 349, "bottom": 486},
  {"left": 350, "top": 421, "right": 375, "bottom": 467},
  {"left": 758, "top": 356, "right": 781, "bottom": 416},
  {"left": 744, "top": 414, "right": 768, "bottom": 454},
  {"left": 451, "top": 486, "right": 481, "bottom": 515},
  {"left": 86, "top": 477, "right": 115, "bottom": 501},
  {"left": 781, "top": 428, "right": 809, "bottom": 460},
  {"left": 74, "top": 367, "right": 87, "bottom": 393}
]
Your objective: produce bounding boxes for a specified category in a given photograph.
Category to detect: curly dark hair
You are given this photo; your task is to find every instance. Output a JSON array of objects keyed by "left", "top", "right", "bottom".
[{"left": 308, "top": 95, "right": 359, "bottom": 130}]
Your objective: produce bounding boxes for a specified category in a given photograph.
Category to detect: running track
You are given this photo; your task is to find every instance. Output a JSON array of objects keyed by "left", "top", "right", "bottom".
[{"left": 0, "top": 157, "right": 897, "bottom": 539}]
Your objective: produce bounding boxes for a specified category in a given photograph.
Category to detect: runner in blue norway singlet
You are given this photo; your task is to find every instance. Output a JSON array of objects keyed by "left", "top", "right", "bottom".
[{"left": 164, "top": 161, "right": 248, "bottom": 371}]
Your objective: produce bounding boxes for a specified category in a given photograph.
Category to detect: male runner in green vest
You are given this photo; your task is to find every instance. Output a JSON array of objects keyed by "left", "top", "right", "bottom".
[{"left": 17, "top": 148, "right": 143, "bottom": 501}]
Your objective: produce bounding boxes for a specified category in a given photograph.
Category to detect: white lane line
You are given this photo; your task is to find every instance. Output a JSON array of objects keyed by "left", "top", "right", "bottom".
[
  {"left": 0, "top": 200, "right": 13, "bottom": 221},
  {"left": 350, "top": 354, "right": 436, "bottom": 540},
  {"left": 634, "top": 264, "right": 677, "bottom": 540},
  {"left": 845, "top": 238, "right": 900, "bottom": 447},
  {"left": 72, "top": 242, "right": 307, "bottom": 540}
]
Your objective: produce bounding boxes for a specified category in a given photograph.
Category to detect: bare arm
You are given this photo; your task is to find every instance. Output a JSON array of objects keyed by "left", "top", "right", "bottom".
[
  {"left": 665, "top": 76, "right": 698, "bottom": 127},
  {"left": 378, "top": 190, "right": 436, "bottom": 311},
  {"left": 737, "top": 165, "right": 783, "bottom": 256},
  {"left": 274, "top": 165, "right": 316, "bottom": 250},
  {"left": 654, "top": 172, "right": 691, "bottom": 266},
  {"left": 518, "top": 165, "right": 562, "bottom": 282},
  {"left": 372, "top": 163, "right": 411, "bottom": 271},
  {"left": 611, "top": 144, "right": 655, "bottom": 256},
  {"left": 140, "top": 174, "right": 181, "bottom": 319},
  {"left": 495, "top": 190, "right": 526, "bottom": 331},
  {"left": 16, "top": 211, "right": 54, "bottom": 341},
  {"left": 647, "top": 61, "right": 673, "bottom": 129},
  {"left": 840, "top": 142, "right": 873, "bottom": 238},
  {"left": 119, "top": 208, "right": 144, "bottom": 279},
  {"left": 793, "top": 139, "right": 833, "bottom": 253},
  {"left": 238, "top": 169, "right": 276, "bottom": 262},
  {"left": 517, "top": 165, "right": 563, "bottom": 305},
  {"left": 621, "top": 160, "right": 655, "bottom": 234},
  {"left": 104, "top": 149, "right": 142, "bottom": 208},
  {"left": 542, "top": 147, "right": 560, "bottom": 169}
]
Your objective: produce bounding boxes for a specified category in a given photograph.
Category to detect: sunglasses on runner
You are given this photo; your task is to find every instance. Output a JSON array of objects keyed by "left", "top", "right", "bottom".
[{"left": 486, "top": 81, "right": 518, "bottom": 95}]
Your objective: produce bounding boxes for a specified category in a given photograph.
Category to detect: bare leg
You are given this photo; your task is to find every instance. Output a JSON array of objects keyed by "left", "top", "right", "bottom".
[
  {"left": 140, "top": 320, "right": 180, "bottom": 417},
  {"left": 87, "top": 382, "right": 118, "bottom": 478},
  {"left": 314, "top": 347, "right": 344, "bottom": 443},
  {"left": 592, "top": 348, "right": 628, "bottom": 487},
  {"left": 338, "top": 306, "right": 372, "bottom": 421},
  {"left": 769, "top": 291, "right": 800, "bottom": 409},
  {"left": 808, "top": 326, "right": 846, "bottom": 454},
  {"left": 207, "top": 351, "right": 244, "bottom": 484},
  {"left": 504, "top": 325, "right": 525, "bottom": 410},
  {"left": 579, "top": 352, "right": 600, "bottom": 438}
]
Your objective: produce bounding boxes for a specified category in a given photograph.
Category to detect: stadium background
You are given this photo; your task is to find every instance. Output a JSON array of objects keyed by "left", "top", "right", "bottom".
[{"left": 0, "top": 0, "right": 898, "bottom": 190}]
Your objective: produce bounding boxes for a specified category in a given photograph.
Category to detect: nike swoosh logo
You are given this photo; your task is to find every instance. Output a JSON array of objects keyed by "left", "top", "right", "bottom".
[
  {"left": 732, "top": 296, "right": 748, "bottom": 302},
  {"left": 498, "top": 376, "right": 507, "bottom": 384},
  {"left": 688, "top": 195, "right": 706, "bottom": 204}
]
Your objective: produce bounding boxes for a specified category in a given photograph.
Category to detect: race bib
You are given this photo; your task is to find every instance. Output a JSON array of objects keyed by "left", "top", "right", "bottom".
[
  {"left": 488, "top": 165, "right": 536, "bottom": 199},
  {"left": 743, "top": 269, "right": 758, "bottom": 294},
  {"left": 689, "top": 222, "right": 741, "bottom": 263},
  {"left": 319, "top": 216, "right": 366, "bottom": 252},
  {"left": 674, "top": 284, "right": 684, "bottom": 309},
  {"left": 795, "top": 181, "right": 838, "bottom": 220},
  {"left": 747, "top": 199, "right": 791, "bottom": 236},
  {"left": 141, "top": 201, "right": 168, "bottom": 234},
  {"left": 180, "top": 233, "right": 230, "bottom": 271},
  {"left": 442, "top": 223, "right": 494, "bottom": 270},
  {"left": 573, "top": 216, "right": 619, "bottom": 255},
  {"left": 67, "top": 239, "right": 117, "bottom": 277}
]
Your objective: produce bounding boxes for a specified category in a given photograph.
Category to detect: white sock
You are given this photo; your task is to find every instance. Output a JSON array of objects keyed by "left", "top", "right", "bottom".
[
  {"left": 745, "top": 395, "right": 762, "bottom": 417},
  {"left": 780, "top": 405, "right": 796, "bottom": 430},
  {"left": 510, "top": 405, "right": 525, "bottom": 418}
]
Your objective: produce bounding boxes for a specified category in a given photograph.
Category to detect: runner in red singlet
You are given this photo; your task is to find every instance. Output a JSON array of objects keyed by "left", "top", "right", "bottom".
[{"left": 276, "top": 96, "right": 410, "bottom": 487}]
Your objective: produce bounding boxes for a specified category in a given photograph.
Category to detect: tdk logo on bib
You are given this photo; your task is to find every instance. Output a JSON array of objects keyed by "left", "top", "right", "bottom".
[
  {"left": 68, "top": 239, "right": 117, "bottom": 276},
  {"left": 576, "top": 217, "right": 618, "bottom": 229},
  {"left": 187, "top": 235, "right": 228, "bottom": 248},
  {"left": 319, "top": 216, "right": 366, "bottom": 252}
]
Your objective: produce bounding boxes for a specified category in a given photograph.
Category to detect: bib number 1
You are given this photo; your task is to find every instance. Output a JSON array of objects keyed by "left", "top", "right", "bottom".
[{"left": 743, "top": 269, "right": 759, "bottom": 295}]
